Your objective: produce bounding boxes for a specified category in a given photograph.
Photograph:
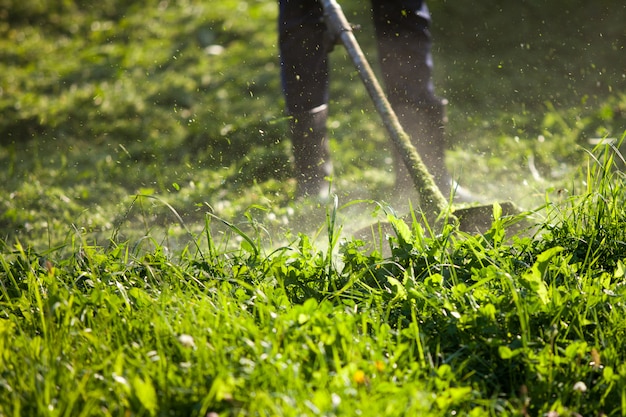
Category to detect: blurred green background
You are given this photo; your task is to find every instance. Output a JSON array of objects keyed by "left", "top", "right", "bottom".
[{"left": 1, "top": 0, "right": 624, "bottom": 247}]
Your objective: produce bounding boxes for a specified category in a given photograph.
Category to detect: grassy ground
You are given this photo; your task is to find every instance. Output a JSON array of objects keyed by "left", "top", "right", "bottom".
[
  {"left": 1, "top": 0, "right": 625, "bottom": 247},
  {"left": 2, "top": 152, "right": 626, "bottom": 416},
  {"left": 1, "top": 0, "right": 626, "bottom": 415}
]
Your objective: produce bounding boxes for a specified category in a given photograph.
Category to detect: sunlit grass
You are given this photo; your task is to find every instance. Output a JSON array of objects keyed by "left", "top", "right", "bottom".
[
  {"left": 1, "top": 1, "right": 626, "bottom": 415},
  {"left": 2, "top": 0, "right": 625, "bottom": 248},
  {"left": 2, "top": 142, "right": 626, "bottom": 415}
]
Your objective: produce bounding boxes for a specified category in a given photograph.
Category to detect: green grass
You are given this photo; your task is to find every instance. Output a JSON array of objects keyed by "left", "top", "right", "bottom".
[
  {"left": 2, "top": 0, "right": 625, "bottom": 247},
  {"left": 2, "top": 144, "right": 626, "bottom": 416},
  {"left": 2, "top": 0, "right": 626, "bottom": 415}
]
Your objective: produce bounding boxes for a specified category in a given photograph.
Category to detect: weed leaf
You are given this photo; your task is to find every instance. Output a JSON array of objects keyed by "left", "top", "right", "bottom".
[
  {"left": 521, "top": 246, "right": 563, "bottom": 304},
  {"left": 132, "top": 375, "right": 158, "bottom": 416}
]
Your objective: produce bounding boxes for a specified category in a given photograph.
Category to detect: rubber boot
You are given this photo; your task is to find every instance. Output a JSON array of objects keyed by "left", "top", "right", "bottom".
[
  {"left": 394, "top": 99, "right": 447, "bottom": 193},
  {"left": 394, "top": 100, "right": 476, "bottom": 203},
  {"left": 290, "top": 104, "right": 333, "bottom": 200}
]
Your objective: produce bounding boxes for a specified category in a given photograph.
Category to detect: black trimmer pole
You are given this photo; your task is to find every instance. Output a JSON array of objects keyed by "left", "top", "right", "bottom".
[
  {"left": 320, "top": 0, "right": 452, "bottom": 220},
  {"left": 321, "top": 0, "right": 524, "bottom": 231}
]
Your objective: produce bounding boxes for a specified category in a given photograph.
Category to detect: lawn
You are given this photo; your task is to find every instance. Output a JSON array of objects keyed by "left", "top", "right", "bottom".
[{"left": 1, "top": 0, "right": 626, "bottom": 415}]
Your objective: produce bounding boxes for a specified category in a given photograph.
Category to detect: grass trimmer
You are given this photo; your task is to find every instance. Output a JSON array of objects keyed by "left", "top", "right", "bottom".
[{"left": 321, "top": 0, "right": 521, "bottom": 232}]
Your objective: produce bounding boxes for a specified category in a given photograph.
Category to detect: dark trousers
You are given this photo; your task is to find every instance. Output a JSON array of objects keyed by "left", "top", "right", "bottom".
[{"left": 278, "top": 0, "right": 437, "bottom": 115}]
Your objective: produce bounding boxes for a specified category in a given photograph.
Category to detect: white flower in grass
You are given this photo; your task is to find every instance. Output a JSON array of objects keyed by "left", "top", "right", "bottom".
[
  {"left": 112, "top": 373, "right": 128, "bottom": 386},
  {"left": 178, "top": 334, "right": 196, "bottom": 348},
  {"left": 573, "top": 381, "right": 587, "bottom": 393}
]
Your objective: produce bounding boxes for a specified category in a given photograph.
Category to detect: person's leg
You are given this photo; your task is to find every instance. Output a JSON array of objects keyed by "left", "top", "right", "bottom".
[
  {"left": 279, "top": 0, "right": 332, "bottom": 198},
  {"left": 371, "top": 0, "right": 435, "bottom": 109},
  {"left": 288, "top": 103, "right": 332, "bottom": 198},
  {"left": 371, "top": 0, "right": 471, "bottom": 201}
]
